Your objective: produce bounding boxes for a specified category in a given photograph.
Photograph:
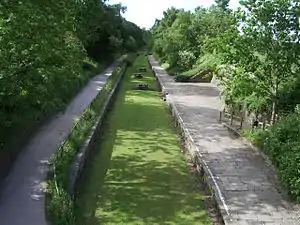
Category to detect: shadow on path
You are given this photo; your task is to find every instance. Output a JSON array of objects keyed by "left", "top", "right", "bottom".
[{"left": 149, "top": 56, "right": 300, "bottom": 224}]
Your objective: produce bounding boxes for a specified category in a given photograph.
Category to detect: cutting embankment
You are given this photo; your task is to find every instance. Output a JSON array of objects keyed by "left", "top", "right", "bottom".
[{"left": 75, "top": 55, "right": 212, "bottom": 224}]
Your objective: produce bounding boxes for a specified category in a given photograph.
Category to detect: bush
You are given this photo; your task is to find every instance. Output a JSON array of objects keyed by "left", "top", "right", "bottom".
[
  {"left": 178, "top": 50, "right": 196, "bottom": 70},
  {"left": 242, "top": 128, "right": 267, "bottom": 149},
  {"left": 262, "top": 109, "right": 300, "bottom": 201},
  {"left": 242, "top": 106, "right": 300, "bottom": 201},
  {"left": 47, "top": 182, "right": 75, "bottom": 225},
  {"left": 125, "top": 59, "right": 133, "bottom": 67},
  {"left": 0, "top": 1, "right": 87, "bottom": 161},
  {"left": 82, "top": 61, "right": 97, "bottom": 72},
  {"left": 174, "top": 74, "right": 190, "bottom": 82}
]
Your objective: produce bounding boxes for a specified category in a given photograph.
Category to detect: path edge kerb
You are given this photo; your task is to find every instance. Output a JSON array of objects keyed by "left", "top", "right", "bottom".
[
  {"left": 148, "top": 57, "right": 232, "bottom": 224},
  {"left": 68, "top": 65, "right": 127, "bottom": 197}
]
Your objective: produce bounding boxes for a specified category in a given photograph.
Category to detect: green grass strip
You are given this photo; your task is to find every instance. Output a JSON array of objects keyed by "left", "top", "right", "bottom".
[
  {"left": 75, "top": 55, "right": 211, "bottom": 225},
  {"left": 47, "top": 54, "right": 136, "bottom": 225}
]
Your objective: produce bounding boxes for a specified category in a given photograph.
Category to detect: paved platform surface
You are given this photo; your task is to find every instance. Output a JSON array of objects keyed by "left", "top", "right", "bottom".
[
  {"left": 0, "top": 59, "right": 123, "bottom": 225},
  {"left": 149, "top": 56, "right": 300, "bottom": 225}
]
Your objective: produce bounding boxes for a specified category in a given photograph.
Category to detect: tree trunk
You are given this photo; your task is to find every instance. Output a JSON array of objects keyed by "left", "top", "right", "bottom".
[
  {"left": 240, "top": 113, "right": 244, "bottom": 130},
  {"left": 271, "top": 78, "right": 279, "bottom": 125},
  {"left": 271, "top": 101, "right": 277, "bottom": 125},
  {"left": 263, "top": 115, "right": 266, "bottom": 130}
]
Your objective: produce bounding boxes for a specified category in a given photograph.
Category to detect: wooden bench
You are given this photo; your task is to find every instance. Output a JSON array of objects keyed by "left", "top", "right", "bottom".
[
  {"left": 133, "top": 73, "right": 143, "bottom": 78},
  {"left": 139, "top": 68, "right": 147, "bottom": 72},
  {"left": 136, "top": 83, "right": 148, "bottom": 90}
]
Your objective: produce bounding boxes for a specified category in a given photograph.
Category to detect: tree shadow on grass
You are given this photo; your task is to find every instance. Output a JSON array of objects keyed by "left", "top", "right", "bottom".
[
  {"left": 90, "top": 153, "right": 210, "bottom": 225},
  {"left": 75, "top": 58, "right": 211, "bottom": 225},
  {"left": 75, "top": 96, "right": 210, "bottom": 224}
]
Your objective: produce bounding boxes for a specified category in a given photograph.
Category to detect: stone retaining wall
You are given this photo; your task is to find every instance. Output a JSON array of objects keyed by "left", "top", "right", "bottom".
[
  {"left": 148, "top": 58, "right": 229, "bottom": 224},
  {"left": 68, "top": 67, "right": 126, "bottom": 197}
]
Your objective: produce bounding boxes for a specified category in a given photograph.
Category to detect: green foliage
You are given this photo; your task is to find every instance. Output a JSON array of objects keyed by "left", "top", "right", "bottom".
[
  {"left": 243, "top": 107, "right": 300, "bottom": 201},
  {"left": 0, "top": 0, "right": 146, "bottom": 180},
  {"left": 47, "top": 183, "right": 75, "bottom": 225},
  {"left": 181, "top": 53, "right": 222, "bottom": 77},
  {"left": 215, "top": 0, "right": 230, "bottom": 11},
  {"left": 262, "top": 107, "right": 300, "bottom": 201},
  {"left": 80, "top": 2, "right": 147, "bottom": 62},
  {"left": 213, "top": 0, "right": 300, "bottom": 121},
  {"left": 242, "top": 129, "right": 267, "bottom": 149},
  {"left": 82, "top": 59, "right": 98, "bottom": 72},
  {"left": 47, "top": 56, "right": 135, "bottom": 225},
  {"left": 218, "top": 66, "right": 271, "bottom": 112},
  {"left": 125, "top": 58, "right": 133, "bottom": 67},
  {"left": 151, "top": 5, "right": 234, "bottom": 72},
  {"left": 278, "top": 73, "right": 300, "bottom": 113},
  {"left": 214, "top": 0, "right": 300, "bottom": 202},
  {"left": 196, "top": 53, "right": 222, "bottom": 71},
  {"left": 174, "top": 74, "right": 190, "bottom": 82},
  {"left": 178, "top": 50, "right": 196, "bottom": 70},
  {"left": 0, "top": 0, "right": 86, "bottom": 175},
  {"left": 151, "top": 0, "right": 300, "bottom": 202}
]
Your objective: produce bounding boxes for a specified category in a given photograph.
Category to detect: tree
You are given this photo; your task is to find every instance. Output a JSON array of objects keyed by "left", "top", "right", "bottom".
[
  {"left": 215, "top": 0, "right": 230, "bottom": 11},
  {"left": 212, "top": 0, "right": 299, "bottom": 123},
  {"left": 240, "top": 0, "right": 299, "bottom": 123},
  {"left": 0, "top": 0, "right": 146, "bottom": 176},
  {"left": 152, "top": 5, "right": 234, "bottom": 71}
]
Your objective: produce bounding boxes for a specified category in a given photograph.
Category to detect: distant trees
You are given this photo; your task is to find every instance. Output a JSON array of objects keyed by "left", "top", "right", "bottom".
[
  {"left": 151, "top": 5, "right": 234, "bottom": 70},
  {"left": 215, "top": 0, "right": 230, "bottom": 10}
]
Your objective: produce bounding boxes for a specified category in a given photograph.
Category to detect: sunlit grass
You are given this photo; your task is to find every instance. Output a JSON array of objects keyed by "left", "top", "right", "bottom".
[
  {"left": 47, "top": 55, "right": 137, "bottom": 225},
  {"left": 75, "top": 55, "right": 211, "bottom": 225}
]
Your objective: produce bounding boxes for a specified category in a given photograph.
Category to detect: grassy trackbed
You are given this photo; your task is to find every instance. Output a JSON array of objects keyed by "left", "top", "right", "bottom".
[{"left": 75, "top": 55, "right": 211, "bottom": 225}]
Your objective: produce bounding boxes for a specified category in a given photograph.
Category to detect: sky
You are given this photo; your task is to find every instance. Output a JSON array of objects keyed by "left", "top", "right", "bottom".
[{"left": 108, "top": 0, "right": 240, "bottom": 29}]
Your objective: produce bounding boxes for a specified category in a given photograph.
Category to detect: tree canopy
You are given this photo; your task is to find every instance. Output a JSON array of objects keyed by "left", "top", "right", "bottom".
[
  {"left": 0, "top": 0, "right": 146, "bottom": 173},
  {"left": 151, "top": 0, "right": 299, "bottom": 121},
  {"left": 151, "top": 0, "right": 300, "bottom": 200}
]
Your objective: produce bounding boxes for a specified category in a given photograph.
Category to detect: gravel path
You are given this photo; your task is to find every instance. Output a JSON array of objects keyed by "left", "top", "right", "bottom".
[{"left": 0, "top": 59, "right": 123, "bottom": 225}]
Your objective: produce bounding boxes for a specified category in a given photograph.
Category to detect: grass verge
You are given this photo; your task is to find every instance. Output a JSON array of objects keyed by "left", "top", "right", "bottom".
[
  {"left": 46, "top": 54, "right": 136, "bottom": 225},
  {"left": 75, "top": 55, "right": 211, "bottom": 224}
]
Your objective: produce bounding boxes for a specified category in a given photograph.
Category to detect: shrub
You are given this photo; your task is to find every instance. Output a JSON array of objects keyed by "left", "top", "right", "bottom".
[
  {"left": 125, "top": 59, "right": 133, "bottom": 67},
  {"left": 178, "top": 50, "right": 196, "bottom": 70},
  {"left": 242, "top": 105, "right": 300, "bottom": 201},
  {"left": 242, "top": 128, "right": 267, "bottom": 149},
  {"left": 174, "top": 74, "right": 190, "bottom": 82},
  {"left": 47, "top": 181, "right": 75, "bottom": 225},
  {"left": 262, "top": 108, "right": 300, "bottom": 201},
  {"left": 82, "top": 61, "right": 97, "bottom": 72}
]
